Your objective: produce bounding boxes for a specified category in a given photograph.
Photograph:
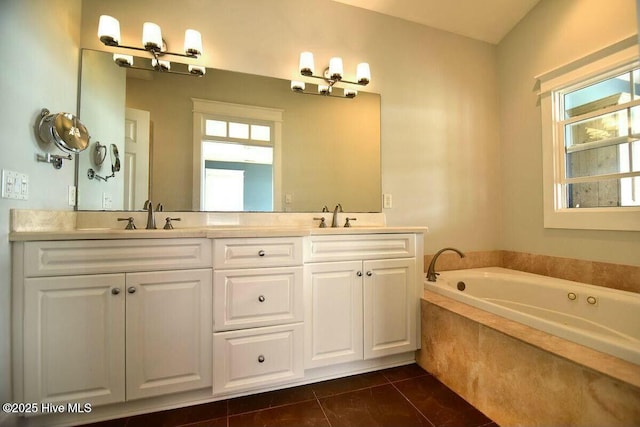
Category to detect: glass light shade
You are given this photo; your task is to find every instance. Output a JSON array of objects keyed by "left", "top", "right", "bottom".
[
  {"left": 318, "top": 85, "right": 331, "bottom": 95},
  {"left": 329, "top": 57, "right": 343, "bottom": 80},
  {"left": 356, "top": 62, "right": 371, "bottom": 85},
  {"left": 291, "top": 81, "right": 305, "bottom": 92},
  {"left": 188, "top": 65, "right": 206, "bottom": 76},
  {"left": 142, "top": 22, "right": 163, "bottom": 50},
  {"left": 113, "top": 53, "right": 133, "bottom": 67},
  {"left": 344, "top": 88, "right": 357, "bottom": 98},
  {"left": 184, "top": 29, "right": 203, "bottom": 56},
  {"left": 98, "top": 15, "right": 120, "bottom": 46},
  {"left": 299, "top": 52, "right": 314, "bottom": 76},
  {"left": 152, "top": 59, "right": 170, "bottom": 71}
]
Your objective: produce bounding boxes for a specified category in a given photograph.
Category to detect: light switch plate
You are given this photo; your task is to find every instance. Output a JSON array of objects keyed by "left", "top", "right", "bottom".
[
  {"left": 383, "top": 193, "right": 392, "bottom": 209},
  {"left": 2, "top": 169, "right": 29, "bottom": 200}
]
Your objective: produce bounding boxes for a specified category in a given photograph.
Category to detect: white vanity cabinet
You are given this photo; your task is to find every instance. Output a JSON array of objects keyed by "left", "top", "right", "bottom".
[
  {"left": 212, "top": 237, "right": 304, "bottom": 395},
  {"left": 304, "top": 233, "right": 421, "bottom": 369},
  {"left": 13, "top": 239, "right": 213, "bottom": 407}
]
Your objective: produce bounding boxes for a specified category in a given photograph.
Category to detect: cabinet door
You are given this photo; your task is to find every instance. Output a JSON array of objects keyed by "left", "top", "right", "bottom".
[
  {"left": 23, "top": 274, "right": 126, "bottom": 406},
  {"left": 304, "top": 261, "right": 363, "bottom": 368},
  {"left": 125, "top": 269, "right": 212, "bottom": 400},
  {"left": 363, "top": 258, "right": 417, "bottom": 359}
]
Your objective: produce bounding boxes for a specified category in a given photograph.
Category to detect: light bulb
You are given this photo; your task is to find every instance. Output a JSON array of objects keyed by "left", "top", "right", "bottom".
[
  {"left": 142, "top": 22, "right": 163, "bottom": 50},
  {"left": 329, "top": 57, "right": 343, "bottom": 81},
  {"left": 184, "top": 29, "right": 203, "bottom": 56},
  {"left": 188, "top": 65, "right": 206, "bottom": 76},
  {"left": 344, "top": 88, "right": 357, "bottom": 98},
  {"left": 291, "top": 81, "right": 305, "bottom": 92},
  {"left": 356, "top": 62, "right": 371, "bottom": 85},
  {"left": 152, "top": 59, "right": 170, "bottom": 71},
  {"left": 299, "top": 52, "right": 314, "bottom": 76},
  {"left": 113, "top": 54, "right": 133, "bottom": 67},
  {"left": 98, "top": 15, "right": 120, "bottom": 46}
]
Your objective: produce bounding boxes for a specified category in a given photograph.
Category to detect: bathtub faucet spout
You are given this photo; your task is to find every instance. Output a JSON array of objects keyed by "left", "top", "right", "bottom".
[{"left": 426, "top": 247, "right": 466, "bottom": 282}]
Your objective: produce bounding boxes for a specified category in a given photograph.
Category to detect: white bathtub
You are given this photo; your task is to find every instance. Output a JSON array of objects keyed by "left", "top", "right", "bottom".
[{"left": 424, "top": 267, "right": 640, "bottom": 366}]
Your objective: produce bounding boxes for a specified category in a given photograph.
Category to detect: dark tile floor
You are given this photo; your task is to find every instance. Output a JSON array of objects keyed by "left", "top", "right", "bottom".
[{"left": 78, "top": 364, "right": 497, "bottom": 427}]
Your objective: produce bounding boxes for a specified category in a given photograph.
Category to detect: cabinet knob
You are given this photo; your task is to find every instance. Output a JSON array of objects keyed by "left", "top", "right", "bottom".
[
  {"left": 258, "top": 355, "right": 265, "bottom": 363},
  {"left": 366, "top": 271, "right": 373, "bottom": 277},
  {"left": 111, "top": 288, "right": 121, "bottom": 295},
  {"left": 357, "top": 271, "right": 362, "bottom": 277},
  {"left": 258, "top": 295, "right": 266, "bottom": 302},
  {"left": 127, "top": 286, "right": 137, "bottom": 294},
  {"left": 258, "top": 250, "right": 265, "bottom": 257}
]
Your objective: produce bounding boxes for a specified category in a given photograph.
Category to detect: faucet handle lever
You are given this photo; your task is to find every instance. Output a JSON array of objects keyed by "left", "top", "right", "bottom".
[
  {"left": 163, "top": 217, "right": 181, "bottom": 230},
  {"left": 344, "top": 217, "right": 357, "bottom": 227},
  {"left": 313, "top": 217, "right": 327, "bottom": 228},
  {"left": 117, "top": 217, "right": 137, "bottom": 230}
]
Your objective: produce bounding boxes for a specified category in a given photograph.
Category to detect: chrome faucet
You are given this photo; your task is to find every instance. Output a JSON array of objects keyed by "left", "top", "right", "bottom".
[
  {"left": 331, "top": 204, "right": 343, "bottom": 228},
  {"left": 426, "top": 247, "right": 465, "bottom": 282},
  {"left": 143, "top": 200, "right": 156, "bottom": 229}
]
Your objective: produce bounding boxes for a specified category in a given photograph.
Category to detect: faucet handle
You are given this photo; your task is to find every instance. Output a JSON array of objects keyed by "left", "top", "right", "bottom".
[
  {"left": 163, "top": 217, "right": 181, "bottom": 230},
  {"left": 344, "top": 217, "right": 357, "bottom": 227},
  {"left": 313, "top": 217, "right": 327, "bottom": 228},
  {"left": 117, "top": 217, "right": 137, "bottom": 230}
]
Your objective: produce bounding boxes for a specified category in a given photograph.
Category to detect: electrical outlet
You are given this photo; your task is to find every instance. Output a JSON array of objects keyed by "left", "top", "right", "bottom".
[
  {"left": 2, "top": 169, "right": 29, "bottom": 200},
  {"left": 383, "top": 193, "right": 393, "bottom": 209},
  {"left": 102, "top": 192, "right": 113, "bottom": 209},
  {"left": 68, "top": 185, "right": 77, "bottom": 206}
]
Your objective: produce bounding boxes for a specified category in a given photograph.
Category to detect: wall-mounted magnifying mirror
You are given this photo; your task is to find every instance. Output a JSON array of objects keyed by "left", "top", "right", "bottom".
[{"left": 36, "top": 108, "right": 90, "bottom": 169}]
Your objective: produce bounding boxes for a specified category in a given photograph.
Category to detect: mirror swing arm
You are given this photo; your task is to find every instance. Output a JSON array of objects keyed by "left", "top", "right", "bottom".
[{"left": 87, "top": 143, "right": 121, "bottom": 182}]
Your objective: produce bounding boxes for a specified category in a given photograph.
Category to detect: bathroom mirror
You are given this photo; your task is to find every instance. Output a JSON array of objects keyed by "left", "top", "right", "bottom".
[{"left": 77, "top": 49, "right": 381, "bottom": 212}]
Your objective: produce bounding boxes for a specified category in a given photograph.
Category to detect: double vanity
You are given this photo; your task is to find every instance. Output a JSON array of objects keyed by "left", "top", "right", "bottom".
[{"left": 9, "top": 210, "right": 425, "bottom": 426}]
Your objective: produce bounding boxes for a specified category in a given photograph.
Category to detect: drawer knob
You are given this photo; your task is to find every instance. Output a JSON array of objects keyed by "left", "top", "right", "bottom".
[
  {"left": 258, "top": 295, "right": 266, "bottom": 302},
  {"left": 366, "top": 271, "right": 373, "bottom": 277},
  {"left": 258, "top": 355, "right": 265, "bottom": 363},
  {"left": 111, "top": 288, "right": 121, "bottom": 295},
  {"left": 258, "top": 250, "right": 265, "bottom": 257},
  {"left": 127, "top": 286, "right": 137, "bottom": 294},
  {"left": 357, "top": 271, "right": 362, "bottom": 277}
]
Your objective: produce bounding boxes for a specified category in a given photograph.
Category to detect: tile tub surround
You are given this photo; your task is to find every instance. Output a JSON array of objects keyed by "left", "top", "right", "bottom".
[
  {"left": 424, "top": 250, "right": 640, "bottom": 294},
  {"left": 417, "top": 292, "right": 640, "bottom": 427}
]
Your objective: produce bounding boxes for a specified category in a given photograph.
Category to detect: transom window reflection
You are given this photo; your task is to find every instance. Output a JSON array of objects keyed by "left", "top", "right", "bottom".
[
  {"left": 556, "top": 67, "right": 640, "bottom": 208},
  {"left": 203, "top": 117, "right": 274, "bottom": 211}
]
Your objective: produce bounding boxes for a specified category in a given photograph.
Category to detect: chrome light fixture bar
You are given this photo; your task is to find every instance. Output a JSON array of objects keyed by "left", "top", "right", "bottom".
[
  {"left": 98, "top": 15, "right": 205, "bottom": 77},
  {"left": 291, "top": 51, "right": 370, "bottom": 98}
]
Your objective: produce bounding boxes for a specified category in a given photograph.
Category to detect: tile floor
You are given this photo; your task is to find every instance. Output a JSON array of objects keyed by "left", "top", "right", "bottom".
[{"left": 79, "top": 364, "right": 497, "bottom": 427}]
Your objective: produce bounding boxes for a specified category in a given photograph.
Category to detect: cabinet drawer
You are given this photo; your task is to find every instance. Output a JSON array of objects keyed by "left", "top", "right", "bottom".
[
  {"left": 213, "top": 323, "right": 303, "bottom": 395},
  {"left": 214, "top": 267, "right": 303, "bottom": 331},
  {"left": 305, "top": 234, "right": 415, "bottom": 262},
  {"left": 23, "top": 239, "right": 212, "bottom": 277},
  {"left": 213, "top": 237, "right": 303, "bottom": 269}
]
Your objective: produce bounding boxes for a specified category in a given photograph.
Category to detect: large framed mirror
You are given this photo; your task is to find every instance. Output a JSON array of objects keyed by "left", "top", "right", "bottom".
[{"left": 77, "top": 49, "right": 381, "bottom": 212}]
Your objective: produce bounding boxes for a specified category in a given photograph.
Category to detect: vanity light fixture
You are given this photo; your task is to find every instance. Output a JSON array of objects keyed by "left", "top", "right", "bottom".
[
  {"left": 291, "top": 52, "right": 370, "bottom": 98},
  {"left": 98, "top": 15, "right": 206, "bottom": 77}
]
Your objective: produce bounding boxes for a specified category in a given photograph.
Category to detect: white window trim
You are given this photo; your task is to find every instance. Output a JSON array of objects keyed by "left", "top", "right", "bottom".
[
  {"left": 537, "top": 36, "right": 640, "bottom": 231},
  {"left": 192, "top": 98, "right": 283, "bottom": 211}
]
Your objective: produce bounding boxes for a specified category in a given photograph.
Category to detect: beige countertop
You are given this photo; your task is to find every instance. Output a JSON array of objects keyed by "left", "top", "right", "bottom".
[{"left": 9, "top": 226, "right": 428, "bottom": 241}]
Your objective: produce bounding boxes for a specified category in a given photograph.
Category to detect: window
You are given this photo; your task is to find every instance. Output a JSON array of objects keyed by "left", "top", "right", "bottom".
[
  {"left": 192, "top": 99, "right": 283, "bottom": 211},
  {"left": 538, "top": 38, "right": 640, "bottom": 231}
]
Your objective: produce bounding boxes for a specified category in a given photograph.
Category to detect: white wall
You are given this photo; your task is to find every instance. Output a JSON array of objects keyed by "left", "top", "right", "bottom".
[
  {"left": 497, "top": 0, "right": 640, "bottom": 266},
  {"left": 80, "top": 0, "right": 503, "bottom": 253},
  {"left": 0, "top": 0, "right": 82, "bottom": 407}
]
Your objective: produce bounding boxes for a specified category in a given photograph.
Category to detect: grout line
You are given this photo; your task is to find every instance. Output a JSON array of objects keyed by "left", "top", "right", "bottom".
[
  {"left": 314, "top": 392, "right": 333, "bottom": 427},
  {"left": 390, "top": 381, "right": 435, "bottom": 427}
]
